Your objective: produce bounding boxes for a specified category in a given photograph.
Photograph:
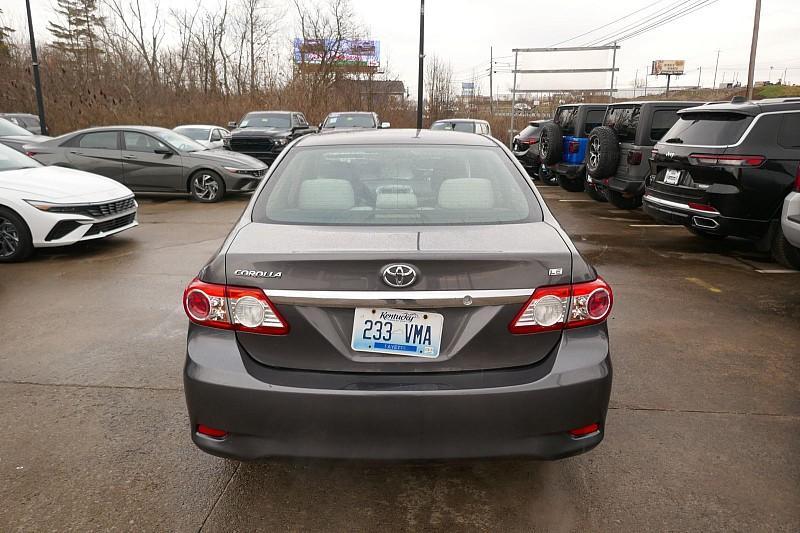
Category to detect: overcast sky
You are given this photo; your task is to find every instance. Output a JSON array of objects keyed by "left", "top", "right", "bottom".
[{"left": 6, "top": 0, "right": 799, "bottom": 96}]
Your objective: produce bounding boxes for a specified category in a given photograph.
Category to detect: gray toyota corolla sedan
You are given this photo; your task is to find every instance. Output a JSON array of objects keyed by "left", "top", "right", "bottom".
[
  {"left": 24, "top": 126, "right": 267, "bottom": 202},
  {"left": 183, "top": 129, "right": 613, "bottom": 460}
]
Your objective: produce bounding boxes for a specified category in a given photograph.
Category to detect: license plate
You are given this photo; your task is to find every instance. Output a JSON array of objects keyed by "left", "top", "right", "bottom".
[
  {"left": 351, "top": 307, "right": 443, "bottom": 358},
  {"left": 663, "top": 168, "right": 681, "bottom": 185}
]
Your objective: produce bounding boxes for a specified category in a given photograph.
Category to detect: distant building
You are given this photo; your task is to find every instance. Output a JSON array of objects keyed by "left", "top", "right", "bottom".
[{"left": 357, "top": 80, "right": 406, "bottom": 106}]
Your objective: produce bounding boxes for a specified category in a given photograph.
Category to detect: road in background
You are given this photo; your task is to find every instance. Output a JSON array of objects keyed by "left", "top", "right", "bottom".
[{"left": 1, "top": 191, "right": 798, "bottom": 531}]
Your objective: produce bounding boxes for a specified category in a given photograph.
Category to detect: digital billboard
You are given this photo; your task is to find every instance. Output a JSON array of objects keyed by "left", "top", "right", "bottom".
[{"left": 293, "top": 39, "right": 381, "bottom": 68}]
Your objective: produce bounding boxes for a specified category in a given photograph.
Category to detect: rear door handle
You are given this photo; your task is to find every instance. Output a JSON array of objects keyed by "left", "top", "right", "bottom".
[
  {"left": 123, "top": 155, "right": 137, "bottom": 160},
  {"left": 69, "top": 151, "right": 84, "bottom": 156}
]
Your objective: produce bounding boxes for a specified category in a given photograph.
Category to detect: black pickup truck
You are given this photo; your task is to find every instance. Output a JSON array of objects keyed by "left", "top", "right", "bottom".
[{"left": 227, "top": 111, "right": 315, "bottom": 165}]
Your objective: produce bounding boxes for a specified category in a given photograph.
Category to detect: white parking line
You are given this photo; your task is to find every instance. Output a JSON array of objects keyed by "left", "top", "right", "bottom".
[
  {"left": 628, "top": 224, "right": 682, "bottom": 227},
  {"left": 754, "top": 269, "right": 800, "bottom": 274},
  {"left": 558, "top": 199, "right": 593, "bottom": 202}
]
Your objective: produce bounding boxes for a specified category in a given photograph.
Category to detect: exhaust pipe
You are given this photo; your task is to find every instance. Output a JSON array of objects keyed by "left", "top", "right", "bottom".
[{"left": 692, "top": 216, "right": 719, "bottom": 229}]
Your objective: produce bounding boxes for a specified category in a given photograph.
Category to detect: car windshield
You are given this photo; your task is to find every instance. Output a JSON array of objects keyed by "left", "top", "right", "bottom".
[
  {"left": 239, "top": 113, "right": 291, "bottom": 129},
  {"left": 0, "top": 118, "right": 34, "bottom": 137},
  {"left": 0, "top": 143, "right": 41, "bottom": 171},
  {"left": 603, "top": 106, "right": 641, "bottom": 143},
  {"left": 155, "top": 130, "right": 206, "bottom": 152},
  {"left": 174, "top": 127, "right": 211, "bottom": 141},
  {"left": 662, "top": 112, "right": 754, "bottom": 146},
  {"left": 431, "top": 122, "right": 474, "bottom": 133},
  {"left": 253, "top": 145, "right": 541, "bottom": 226},
  {"left": 323, "top": 114, "right": 376, "bottom": 129}
]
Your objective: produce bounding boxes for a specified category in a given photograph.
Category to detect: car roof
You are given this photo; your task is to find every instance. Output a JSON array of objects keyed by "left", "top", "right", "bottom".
[
  {"left": 243, "top": 110, "right": 299, "bottom": 115},
  {"left": 557, "top": 103, "right": 607, "bottom": 109},
  {"left": 327, "top": 111, "right": 375, "bottom": 115},
  {"left": 609, "top": 100, "right": 705, "bottom": 106},
  {"left": 680, "top": 97, "right": 800, "bottom": 116},
  {"left": 174, "top": 124, "right": 223, "bottom": 129},
  {"left": 0, "top": 113, "right": 38, "bottom": 118},
  {"left": 432, "top": 118, "right": 487, "bottom": 124},
  {"left": 295, "top": 128, "right": 498, "bottom": 147}
]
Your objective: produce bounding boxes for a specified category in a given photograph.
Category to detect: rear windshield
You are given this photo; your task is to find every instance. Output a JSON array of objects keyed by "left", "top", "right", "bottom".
[
  {"left": 518, "top": 124, "right": 540, "bottom": 138},
  {"left": 553, "top": 107, "right": 578, "bottom": 135},
  {"left": 253, "top": 145, "right": 541, "bottom": 226},
  {"left": 662, "top": 112, "right": 754, "bottom": 146},
  {"left": 323, "top": 114, "right": 376, "bottom": 129},
  {"left": 174, "top": 127, "right": 210, "bottom": 141},
  {"left": 603, "top": 105, "right": 641, "bottom": 143},
  {"left": 431, "top": 121, "right": 474, "bottom": 133}
]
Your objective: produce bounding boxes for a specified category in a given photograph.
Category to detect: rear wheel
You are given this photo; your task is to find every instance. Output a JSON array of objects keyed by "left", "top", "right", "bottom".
[
  {"left": 771, "top": 225, "right": 800, "bottom": 269},
  {"left": 607, "top": 189, "right": 642, "bottom": 209},
  {"left": 584, "top": 179, "right": 607, "bottom": 202},
  {"left": 540, "top": 165, "right": 559, "bottom": 186},
  {"left": 190, "top": 171, "right": 225, "bottom": 202},
  {"left": 0, "top": 207, "right": 33, "bottom": 262},
  {"left": 558, "top": 174, "right": 584, "bottom": 192}
]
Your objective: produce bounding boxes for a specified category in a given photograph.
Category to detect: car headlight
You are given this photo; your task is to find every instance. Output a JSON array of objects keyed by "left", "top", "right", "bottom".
[
  {"left": 274, "top": 138, "right": 289, "bottom": 146},
  {"left": 24, "top": 200, "right": 82, "bottom": 213},
  {"left": 223, "top": 166, "right": 267, "bottom": 176}
]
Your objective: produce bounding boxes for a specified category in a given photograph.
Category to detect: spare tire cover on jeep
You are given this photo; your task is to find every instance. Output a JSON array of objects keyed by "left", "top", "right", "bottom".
[
  {"left": 587, "top": 126, "right": 620, "bottom": 179},
  {"left": 538, "top": 122, "right": 563, "bottom": 166}
]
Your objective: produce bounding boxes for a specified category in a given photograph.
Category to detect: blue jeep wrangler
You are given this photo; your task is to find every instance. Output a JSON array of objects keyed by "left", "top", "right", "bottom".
[{"left": 539, "top": 103, "right": 607, "bottom": 196}]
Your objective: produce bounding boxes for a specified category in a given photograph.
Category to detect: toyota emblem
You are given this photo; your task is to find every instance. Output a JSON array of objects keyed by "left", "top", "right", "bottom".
[{"left": 381, "top": 264, "right": 418, "bottom": 288}]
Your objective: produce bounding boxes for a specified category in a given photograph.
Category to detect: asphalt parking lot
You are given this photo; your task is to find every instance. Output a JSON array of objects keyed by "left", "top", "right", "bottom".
[{"left": 1, "top": 188, "right": 798, "bottom": 532}]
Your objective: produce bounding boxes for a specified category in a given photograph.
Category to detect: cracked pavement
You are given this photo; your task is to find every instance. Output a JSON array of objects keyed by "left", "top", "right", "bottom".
[{"left": 1, "top": 190, "right": 798, "bottom": 532}]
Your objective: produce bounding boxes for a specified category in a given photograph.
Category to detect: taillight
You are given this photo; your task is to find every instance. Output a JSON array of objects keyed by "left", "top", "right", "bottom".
[
  {"left": 529, "top": 138, "right": 539, "bottom": 145},
  {"left": 568, "top": 141, "right": 580, "bottom": 154},
  {"left": 688, "top": 153, "right": 765, "bottom": 167},
  {"left": 509, "top": 278, "right": 613, "bottom": 334},
  {"left": 183, "top": 278, "right": 289, "bottom": 335},
  {"left": 687, "top": 202, "right": 719, "bottom": 213},
  {"left": 627, "top": 151, "right": 643, "bottom": 165},
  {"left": 25, "top": 151, "right": 37, "bottom": 157}
]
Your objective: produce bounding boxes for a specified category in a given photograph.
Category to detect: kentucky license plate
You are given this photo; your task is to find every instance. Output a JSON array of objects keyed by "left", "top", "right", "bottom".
[
  {"left": 351, "top": 307, "right": 443, "bottom": 358},
  {"left": 663, "top": 168, "right": 681, "bottom": 185}
]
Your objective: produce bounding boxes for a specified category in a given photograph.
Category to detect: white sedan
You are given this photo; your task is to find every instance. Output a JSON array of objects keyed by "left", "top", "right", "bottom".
[
  {"left": 0, "top": 144, "right": 138, "bottom": 262},
  {"left": 173, "top": 124, "right": 230, "bottom": 150}
]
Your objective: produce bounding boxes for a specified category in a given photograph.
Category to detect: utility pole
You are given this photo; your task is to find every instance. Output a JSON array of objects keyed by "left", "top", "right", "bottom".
[
  {"left": 746, "top": 0, "right": 761, "bottom": 100},
  {"left": 25, "top": 0, "right": 48, "bottom": 136},
  {"left": 509, "top": 51, "right": 518, "bottom": 148},
  {"left": 644, "top": 65, "right": 648, "bottom": 96},
  {"left": 633, "top": 69, "right": 638, "bottom": 98},
  {"left": 712, "top": 49, "right": 721, "bottom": 89},
  {"left": 489, "top": 46, "right": 493, "bottom": 116},
  {"left": 608, "top": 41, "right": 617, "bottom": 103},
  {"left": 416, "top": 0, "right": 425, "bottom": 130},
  {"left": 697, "top": 66, "right": 702, "bottom": 88}
]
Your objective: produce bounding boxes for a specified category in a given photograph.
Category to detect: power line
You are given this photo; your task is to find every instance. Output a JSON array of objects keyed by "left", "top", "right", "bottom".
[
  {"left": 582, "top": 0, "right": 699, "bottom": 46},
  {"left": 549, "top": 0, "right": 674, "bottom": 47},
  {"left": 603, "top": 0, "right": 720, "bottom": 44}
]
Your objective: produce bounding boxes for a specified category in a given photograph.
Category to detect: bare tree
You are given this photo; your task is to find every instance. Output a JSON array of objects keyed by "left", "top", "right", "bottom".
[
  {"left": 425, "top": 55, "right": 454, "bottom": 123},
  {"left": 103, "top": 0, "right": 165, "bottom": 84}
]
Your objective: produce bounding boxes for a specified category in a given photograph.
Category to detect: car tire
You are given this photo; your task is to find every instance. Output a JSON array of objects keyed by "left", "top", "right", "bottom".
[
  {"left": 607, "top": 189, "right": 642, "bottom": 209},
  {"left": 688, "top": 227, "right": 727, "bottom": 240},
  {"left": 539, "top": 165, "right": 559, "bottom": 186},
  {"left": 190, "top": 171, "right": 225, "bottom": 203},
  {"left": 558, "top": 174, "right": 585, "bottom": 192},
  {"left": 0, "top": 207, "right": 34, "bottom": 262},
  {"left": 771, "top": 225, "right": 800, "bottom": 269},
  {"left": 538, "top": 123, "right": 563, "bottom": 166},
  {"left": 586, "top": 126, "right": 620, "bottom": 179},
  {"left": 585, "top": 179, "right": 608, "bottom": 202}
]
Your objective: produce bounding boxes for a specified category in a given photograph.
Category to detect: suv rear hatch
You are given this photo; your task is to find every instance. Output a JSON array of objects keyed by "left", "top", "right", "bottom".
[
  {"left": 647, "top": 110, "right": 756, "bottom": 211},
  {"left": 225, "top": 222, "right": 573, "bottom": 373}
]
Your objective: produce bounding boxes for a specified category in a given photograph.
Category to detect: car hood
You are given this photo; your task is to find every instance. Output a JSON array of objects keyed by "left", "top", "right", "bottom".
[
  {"left": 185, "top": 149, "right": 265, "bottom": 168},
  {"left": 0, "top": 166, "right": 133, "bottom": 202},
  {"left": 231, "top": 127, "right": 290, "bottom": 138}
]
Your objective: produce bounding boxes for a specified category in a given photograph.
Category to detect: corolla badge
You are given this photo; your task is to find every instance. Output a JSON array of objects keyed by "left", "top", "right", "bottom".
[
  {"left": 234, "top": 269, "right": 282, "bottom": 278},
  {"left": 381, "top": 264, "right": 417, "bottom": 288}
]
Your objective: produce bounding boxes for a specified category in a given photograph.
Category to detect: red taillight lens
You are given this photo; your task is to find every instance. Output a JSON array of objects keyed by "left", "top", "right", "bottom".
[
  {"left": 183, "top": 278, "right": 289, "bottom": 335},
  {"left": 569, "top": 423, "right": 600, "bottom": 438},
  {"left": 25, "top": 151, "right": 37, "bottom": 157},
  {"left": 529, "top": 138, "right": 539, "bottom": 145},
  {"left": 627, "top": 150, "right": 643, "bottom": 165},
  {"left": 689, "top": 153, "right": 765, "bottom": 167},
  {"left": 509, "top": 278, "right": 613, "bottom": 334},
  {"left": 568, "top": 141, "right": 580, "bottom": 154},
  {"left": 197, "top": 424, "right": 228, "bottom": 439},
  {"left": 687, "top": 202, "right": 719, "bottom": 213}
]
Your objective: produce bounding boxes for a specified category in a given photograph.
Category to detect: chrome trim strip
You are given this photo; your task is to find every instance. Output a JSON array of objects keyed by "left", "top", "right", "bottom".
[
  {"left": 643, "top": 195, "right": 719, "bottom": 216},
  {"left": 265, "top": 288, "right": 534, "bottom": 308}
]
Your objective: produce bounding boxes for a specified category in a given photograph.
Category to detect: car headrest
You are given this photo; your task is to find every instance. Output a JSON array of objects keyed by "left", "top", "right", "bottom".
[
  {"left": 437, "top": 178, "right": 495, "bottom": 209},
  {"left": 376, "top": 185, "right": 418, "bottom": 209},
  {"left": 298, "top": 179, "right": 355, "bottom": 210}
]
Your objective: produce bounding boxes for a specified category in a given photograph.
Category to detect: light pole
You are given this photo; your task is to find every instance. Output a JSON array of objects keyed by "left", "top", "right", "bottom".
[
  {"left": 745, "top": 0, "right": 761, "bottom": 100},
  {"left": 416, "top": 0, "right": 425, "bottom": 130},
  {"left": 25, "top": 0, "right": 48, "bottom": 135}
]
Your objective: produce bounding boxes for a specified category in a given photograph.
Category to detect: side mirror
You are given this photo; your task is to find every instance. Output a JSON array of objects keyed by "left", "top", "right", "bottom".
[
  {"left": 154, "top": 148, "right": 173, "bottom": 155},
  {"left": 380, "top": 122, "right": 391, "bottom": 129},
  {"left": 318, "top": 123, "right": 323, "bottom": 130},
  {"left": 227, "top": 121, "right": 237, "bottom": 128}
]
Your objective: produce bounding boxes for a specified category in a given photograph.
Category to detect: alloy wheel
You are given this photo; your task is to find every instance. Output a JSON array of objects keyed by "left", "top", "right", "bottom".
[
  {"left": 588, "top": 137, "right": 600, "bottom": 172},
  {"left": 0, "top": 217, "right": 20, "bottom": 258},
  {"left": 193, "top": 174, "right": 219, "bottom": 201}
]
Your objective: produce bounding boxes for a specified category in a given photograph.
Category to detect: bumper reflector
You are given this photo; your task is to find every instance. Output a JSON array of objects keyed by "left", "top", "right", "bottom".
[
  {"left": 197, "top": 424, "right": 228, "bottom": 439},
  {"left": 569, "top": 423, "right": 600, "bottom": 438}
]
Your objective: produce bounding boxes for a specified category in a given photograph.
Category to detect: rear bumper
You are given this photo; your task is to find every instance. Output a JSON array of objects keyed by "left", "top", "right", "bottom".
[
  {"left": 606, "top": 176, "right": 645, "bottom": 195},
  {"left": 184, "top": 325, "right": 612, "bottom": 461},
  {"left": 552, "top": 163, "right": 585, "bottom": 180},
  {"left": 643, "top": 193, "right": 768, "bottom": 237}
]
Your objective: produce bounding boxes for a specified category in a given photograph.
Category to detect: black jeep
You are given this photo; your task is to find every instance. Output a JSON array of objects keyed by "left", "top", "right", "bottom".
[
  {"left": 585, "top": 101, "right": 703, "bottom": 208},
  {"left": 227, "top": 111, "right": 315, "bottom": 165},
  {"left": 538, "top": 104, "right": 607, "bottom": 194},
  {"left": 643, "top": 97, "right": 800, "bottom": 269}
]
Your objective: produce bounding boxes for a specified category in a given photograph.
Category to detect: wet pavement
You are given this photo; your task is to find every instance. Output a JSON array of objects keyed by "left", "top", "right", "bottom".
[{"left": 1, "top": 189, "right": 798, "bottom": 532}]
